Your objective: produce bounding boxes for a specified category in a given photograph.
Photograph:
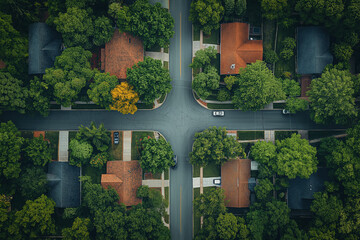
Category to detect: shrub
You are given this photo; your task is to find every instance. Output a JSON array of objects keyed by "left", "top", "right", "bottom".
[
  {"left": 264, "top": 49, "right": 279, "bottom": 64},
  {"left": 89, "top": 152, "right": 109, "bottom": 169},
  {"left": 333, "top": 43, "right": 353, "bottom": 62},
  {"left": 280, "top": 48, "right": 294, "bottom": 61},
  {"left": 282, "top": 37, "right": 296, "bottom": 50},
  {"left": 217, "top": 89, "right": 231, "bottom": 101}
]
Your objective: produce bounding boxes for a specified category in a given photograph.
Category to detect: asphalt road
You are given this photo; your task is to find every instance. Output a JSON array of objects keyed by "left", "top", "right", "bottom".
[{"left": 0, "top": 0, "right": 342, "bottom": 239}]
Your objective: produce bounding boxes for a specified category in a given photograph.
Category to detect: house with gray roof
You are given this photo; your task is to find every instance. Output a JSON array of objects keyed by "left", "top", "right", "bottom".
[
  {"left": 47, "top": 161, "right": 81, "bottom": 208},
  {"left": 287, "top": 168, "right": 329, "bottom": 210},
  {"left": 297, "top": 26, "right": 333, "bottom": 75},
  {"left": 28, "top": 23, "right": 62, "bottom": 75}
]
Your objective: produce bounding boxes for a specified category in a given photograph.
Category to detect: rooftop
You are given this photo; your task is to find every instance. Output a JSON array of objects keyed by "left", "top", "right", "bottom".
[
  {"left": 220, "top": 22, "right": 263, "bottom": 75},
  {"left": 221, "top": 158, "right": 251, "bottom": 208},
  {"left": 102, "top": 30, "right": 144, "bottom": 79},
  {"left": 101, "top": 160, "right": 142, "bottom": 206}
]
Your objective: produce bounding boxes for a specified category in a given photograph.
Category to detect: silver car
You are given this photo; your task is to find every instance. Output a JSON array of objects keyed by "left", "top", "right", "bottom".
[{"left": 212, "top": 111, "right": 225, "bottom": 117}]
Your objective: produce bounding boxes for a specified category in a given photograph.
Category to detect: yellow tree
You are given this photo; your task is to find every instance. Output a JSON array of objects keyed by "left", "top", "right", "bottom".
[{"left": 110, "top": 82, "right": 139, "bottom": 114}]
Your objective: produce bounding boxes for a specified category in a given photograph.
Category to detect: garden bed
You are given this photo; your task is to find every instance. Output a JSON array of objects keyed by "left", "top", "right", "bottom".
[
  {"left": 207, "top": 103, "right": 236, "bottom": 109},
  {"left": 237, "top": 131, "right": 264, "bottom": 140},
  {"left": 275, "top": 131, "right": 298, "bottom": 141},
  {"left": 131, "top": 131, "right": 154, "bottom": 160},
  {"left": 46, "top": 131, "right": 59, "bottom": 160}
]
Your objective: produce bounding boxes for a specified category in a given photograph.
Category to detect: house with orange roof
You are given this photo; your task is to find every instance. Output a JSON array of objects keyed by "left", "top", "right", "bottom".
[
  {"left": 101, "top": 160, "right": 142, "bottom": 206},
  {"left": 101, "top": 30, "right": 144, "bottom": 79},
  {"left": 221, "top": 158, "right": 251, "bottom": 208},
  {"left": 220, "top": 22, "right": 263, "bottom": 75}
]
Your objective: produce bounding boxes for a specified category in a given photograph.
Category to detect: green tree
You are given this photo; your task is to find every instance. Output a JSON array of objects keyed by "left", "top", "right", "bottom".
[
  {"left": 281, "top": 78, "right": 300, "bottom": 97},
  {"left": 27, "top": 77, "right": 50, "bottom": 116},
  {"left": 190, "top": 126, "right": 244, "bottom": 167},
  {"left": 69, "top": 139, "right": 93, "bottom": 167},
  {"left": 235, "top": 0, "right": 247, "bottom": 17},
  {"left": 310, "top": 192, "right": 343, "bottom": 228},
  {"left": 140, "top": 137, "right": 174, "bottom": 174},
  {"left": 62, "top": 217, "right": 90, "bottom": 240},
  {"left": 76, "top": 122, "right": 111, "bottom": 153},
  {"left": 232, "top": 61, "right": 285, "bottom": 111},
  {"left": 43, "top": 47, "right": 94, "bottom": 107},
  {"left": 263, "top": 49, "right": 279, "bottom": 64},
  {"left": 216, "top": 213, "right": 239, "bottom": 240},
  {"left": 0, "top": 121, "right": 23, "bottom": 180},
  {"left": 333, "top": 43, "right": 353, "bottom": 62},
  {"left": 190, "top": 46, "right": 217, "bottom": 69},
  {"left": 54, "top": 7, "right": 94, "bottom": 49},
  {"left": 89, "top": 152, "right": 109, "bottom": 169},
  {"left": 189, "top": 0, "right": 224, "bottom": 35},
  {"left": 18, "top": 167, "right": 47, "bottom": 200},
  {"left": 192, "top": 66, "right": 220, "bottom": 99},
  {"left": 285, "top": 97, "right": 308, "bottom": 113},
  {"left": 237, "top": 217, "right": 250, "bottom": 239},
  {"left": 24, "top": 136, "right": 52, "bottom": 167},
  {"left": 255, "top": 178, "right": 274, "bottom": 201},
  {"left": 108, "top": 3, "right": 131, "bottom": 33},
  {"left": 65, "top": 0, "right": 95, "bottom": 9},
  {"left": 8, "top": 195, "right": 56, "bottom": 239},
  {"left": 217, "top": 89, "right": 231, "bottom": 101},
  {"left": 137, "top": 185, "right": 168, "bottom": 216},
  {"left": 224, "top": 0, "right": 235, "bottom": 16},
  {"left": 127, "top": 57, "right": 172, "bottom": 104},
  {"left": 261, "top": 0, "right": 289, "bottom": 20},
  {"left": 87, "top": 72, "right": 118, "bottom": 109},
  {"left": 128, "top": 0, "right": 174, "bottom": 49},
  {"left": 0, "top": 72, "right": 27, "bottom": 114},
  {"left": 276, "top": 133, "right": 317, "bottom": 179},
  {"left": 224, "top": 75, "right": 237, "bottom": 91},
  {"left": 194, "top": 187, "right": 226, "bottom": 219},
  {"left": 93, "top": 16, "right": 114, "bottom": 46},
  {"left": 0, "top": 195, "right": 11, "bottom": 239},
  {"left": 94, "top": 206, "right": 127, "bottom": 240},
  {"left": 308, "top": 68, "right": 357, "bottom": 124},
  {"left": 280, "top": 38, "right": 296, "bottom": 61}
]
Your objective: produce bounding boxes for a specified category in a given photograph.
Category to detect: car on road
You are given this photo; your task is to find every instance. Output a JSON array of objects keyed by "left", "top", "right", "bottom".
[
  {"left": 212, "top": 110, "right": 225, "bottom": 117},
  {"left": 282, "top": 109, "right": 291, "bottom": 115},
  {"left": 171, "top": 155, "right": 178, "bottom": 169},
  {"left": 113, "top": 132, "right": 119, "bottom": 144},
  {"left": 213, "top": 179, "right": 221, "bottom": 185}
]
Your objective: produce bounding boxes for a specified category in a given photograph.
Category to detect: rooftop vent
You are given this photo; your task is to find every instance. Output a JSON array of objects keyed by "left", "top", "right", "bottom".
[{"left": 230, "top": 64, "right": 235, "bottom": 70}]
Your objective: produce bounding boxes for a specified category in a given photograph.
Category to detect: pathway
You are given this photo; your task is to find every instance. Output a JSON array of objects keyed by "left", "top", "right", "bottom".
[
  {"left": 58, "top": 131, "right": 69, "bottom": 162},
  {"left": 193, "top": 177, "right": 221, "bottom": 188},
  {"left": 264, "top": 130, "right": 275, "bottom": 143},
  {"left": 123, "top": 131, "right": 132, "bottom": 161}
]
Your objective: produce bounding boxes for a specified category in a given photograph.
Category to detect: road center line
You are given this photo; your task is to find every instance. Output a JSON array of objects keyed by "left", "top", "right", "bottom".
[
  {"left": 180, "top": 185, "right": 182, "bottom": 233},
  {"left": 179, "top": 13, "right": 182, "bottom": 78}
]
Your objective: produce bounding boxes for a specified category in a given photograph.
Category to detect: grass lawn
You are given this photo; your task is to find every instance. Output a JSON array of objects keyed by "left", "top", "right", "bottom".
[
  {"left": 109, "top": 131, "right": 123, "bottom": 160},
  {"left": 136, "top": 103, "right": 154, "bottom": 109},
  {"left": 275, "top": 131, "right": 298, "bottom": 141},
  {"left": 262, "top": 20, "right": 276, "bottom": 51},
  {"left": 207, "top": 103, "right": 236, "bottom": 109},
  {"left": 131, "top": 131, "right": 154, "bottom": 160},
  {"left": 71, "top": 104, "right": 103, "bottom": 109},
  {"left": 273, "top": 102, "right": 287, "bottom": 109},
  {"left": 164, "top": 169, "right": 169, "bottom": 180},
  {"left": 205, "top": 94, "right": 218, "bottom": 101},
  {"left": 308, "top": 130, "right": 346, "bottom": 140},
  {"left": 203, "top": 28, "right": 219, "bottom": 44},
  {"left": 46, "top": 131, "right": 59, "bottom": 160},
  {"left": 237, "top": 131, "right": 264, "bottom": 140},
  {"left": 210, "top": 53, "right": 220, "bottom": 73},
  {"left": 146, "top": 44, "right": 161, "bottom": 52},
  {"left": 164, "top": 186, "right": 170, "bottom": 223},
  {"left": 69, "top": 131, "right": 77, "bottom": 143},
  {"left": 193, "top": 164, "right": 200, "bottom": 178},
  {"left": 203, "top": 162, "right": 221, "bottom": 178},
  {"left": 275, "top": 25, "right": 296, "bottom": 77},
  {"left": 163, "top": 61, "right": 169, "bottom": 70},
  {"left": 164, "top": 47, "right": 169, "bottom": 53},
  {"left": 21, "top": 131, "right": 34, "bottom": 139},
  {"left": 82, "top": 164, "right": 106, "bottom": 184},
  {"left": 193, "top": 27, "right": 200, "bottom": 41},
  {"left": 193, "top": 188, "right": 200, "bottom": 236}
]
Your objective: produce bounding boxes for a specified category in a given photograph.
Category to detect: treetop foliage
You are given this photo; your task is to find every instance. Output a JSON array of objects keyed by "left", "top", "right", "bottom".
[{"left": 190, "top": 0, "right": 224, "bottom": 35}]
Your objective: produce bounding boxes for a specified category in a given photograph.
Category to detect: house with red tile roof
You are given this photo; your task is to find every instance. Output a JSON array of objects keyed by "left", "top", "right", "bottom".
[
  {"left": 101, "top": 30, "right": 144, "bottom": 79},
  {"left": 221, "top": 158, "right": 251, "bottom": 208},
  {"left": 101, "top": 160, "right": 142, "bottom": 206},
  {"left": 220, "top": 22, "right": 263, "bottom": 75}
]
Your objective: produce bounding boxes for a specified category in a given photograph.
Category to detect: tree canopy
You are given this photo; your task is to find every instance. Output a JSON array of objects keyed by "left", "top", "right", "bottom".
[
  {"left": 261, "top": 0, "right": 289, "bottom": 20},
  {"left": 18, "top": 167, "right": 48, "bottom": 200},
  {"left": 308, "top": 68, "right": 357, "bottom": 125},
  {"left": 192, "top": 66, "right": 220, "bottom": 99},
  {"left": 110, "top": 82, "right": 139, "bottom": 115},
  {"left": 76, "top": 122, "right": 111, "bottom": 153},
  {"left": 62, "top": 217, "right": 90, "bottom": 240},
  {"left": 23, "top": 136, "right": 52, "bottom": 167},
  {"left": 127, "top": 57, "right": 172, "bottom": 104},
  {"left": 189, "top": 0, "right": 224, "bottom": 35},
  {"left": 27, "top": 77, "right": 51, "bottom": 116},
  {"left": 0, "top": 72, "right": 27, "bottom": 114},
  {"left": 190, "top": 127, "right": 244, "bottom": 167},
  {"left": 69, "top": 139, "right": 93, "bottom": 167},
  {"left": 88, "top": 72, "right": 119, "bottom": 109},
  {"left": 189, "top": 46, "right": 217, "bottom": 69},
  {"left": 140, "top": 137, "right": 174, "bottom": 174},
  {"left": 232, "top": 61, "right": 285, "bottom": 111}
]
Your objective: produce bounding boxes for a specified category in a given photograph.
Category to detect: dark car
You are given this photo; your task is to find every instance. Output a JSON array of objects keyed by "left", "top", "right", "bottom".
[
  {"left": 171, "top": 155, "right": 178, "bottom": 169},
  {"left": 113, "top": 132, "right": 119, "bottom": 145}
]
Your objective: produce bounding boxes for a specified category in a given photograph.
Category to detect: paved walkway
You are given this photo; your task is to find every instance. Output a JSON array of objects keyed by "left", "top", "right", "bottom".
[
  {"left": 264, "top": 130, "right": 275, "bottom": 143},
  {"left": 142, "top": 179, "right": 170, "bottom": 187},
  {"left": 193, "top": 177, "right": 221, "bottom": 188},
  {"left": 123, "top": 131, "right": 132, "bottom": 161},
  {"left": 58, "top": 131, "right": 69, "bottom": 161},
  {"left": 192, "top": 30, "right": 220, "bottom": 56},
  {"left": 145, "top": 51, "right": 169, "bottom": 62}
]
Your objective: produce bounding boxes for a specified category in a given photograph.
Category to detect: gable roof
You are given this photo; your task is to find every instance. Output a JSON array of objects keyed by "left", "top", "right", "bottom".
[
  {"left": 297, "top": 26, "right": 333, "bottom": 74},
  {"left": 102, "top": 30, "right": 144, "bottom": 79},
  {"left": 28, "top": 23, "right": 62, "bottom": 75},
  {"left": 101, "top": 161, "right": 142, "bottom": 206},
  {"left": 288, "top": 168, "right": 330, "bottom": 210},
  {"left": 221, "top": 159, "right": 251, "bottom": 208},
  {"left": 220, "top": 22, "right": 263, "bottom": 75},
  {"left": 47, "top": 161, "right": 81, "bottom": 208}
]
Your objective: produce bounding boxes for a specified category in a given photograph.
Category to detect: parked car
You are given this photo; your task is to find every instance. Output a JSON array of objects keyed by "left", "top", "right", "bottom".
[
  {"left": 171, "top": 155, "right": 178, "bottom": 169},
  {"left": 212, "top": 110, "right": 225, "bottom": 117},
  {"left": 113, "top": 132, "right": 119, "bottom": 144},
  {"left": 282, "top": 109, "right": 291, "bottom": 115},
  {"left": 213, "top": 179, "right": 221, "bottom": 185}
]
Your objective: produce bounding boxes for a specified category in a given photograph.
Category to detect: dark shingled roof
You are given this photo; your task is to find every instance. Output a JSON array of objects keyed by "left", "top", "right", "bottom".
[
  {"left": 297, "top": 27, "right": 333, "bottom": 74},
  {"left": 28, "top": 23, "right": 62, "bottom": 75},
  {"left": 47, "top": 162, "right": 81, "bottom": 208},
  {"left": 288, "top": 168, "right": 330, "bottom": 210}
]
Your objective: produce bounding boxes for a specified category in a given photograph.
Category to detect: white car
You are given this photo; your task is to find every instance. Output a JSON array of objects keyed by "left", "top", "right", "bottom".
[
  {"left": 212, "top": 111, "right": 225, "bottom": 117},
  {"left": 282, "top": 109, "right": 291, "bottom": 115}
]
